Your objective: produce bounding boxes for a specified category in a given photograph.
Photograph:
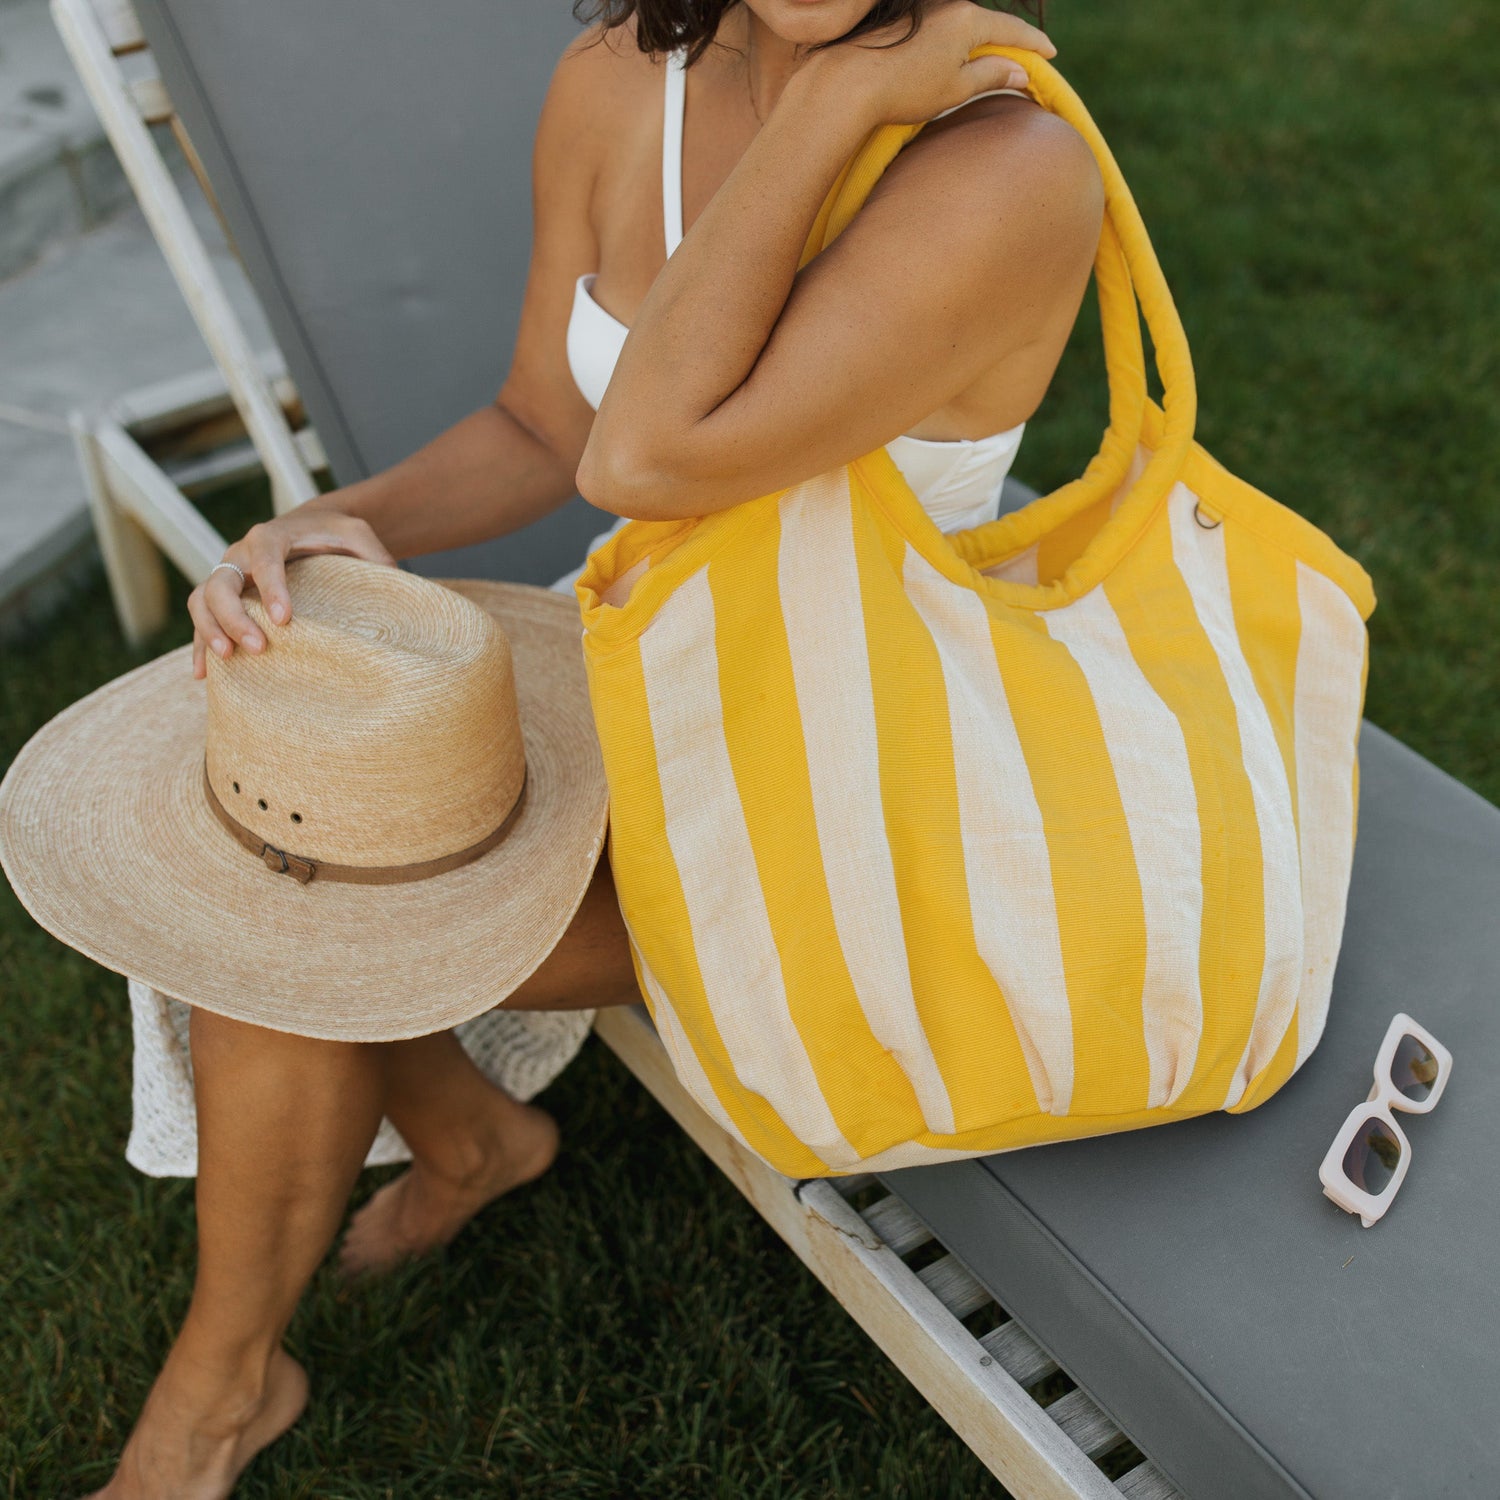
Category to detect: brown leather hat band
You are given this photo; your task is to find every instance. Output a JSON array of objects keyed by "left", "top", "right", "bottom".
[{"left": 202, "top": 762, "right": 527, "bottom": 885}]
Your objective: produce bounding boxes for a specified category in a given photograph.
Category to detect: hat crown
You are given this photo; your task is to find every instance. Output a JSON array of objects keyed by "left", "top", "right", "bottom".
[{"left": 205, "top": 556, "right": 525, "bottom": 868}]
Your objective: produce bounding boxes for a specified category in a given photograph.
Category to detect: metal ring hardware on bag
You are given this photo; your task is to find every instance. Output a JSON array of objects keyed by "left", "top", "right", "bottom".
[{"left": 202, "top": 761, "right": 527, "bottom": 884}]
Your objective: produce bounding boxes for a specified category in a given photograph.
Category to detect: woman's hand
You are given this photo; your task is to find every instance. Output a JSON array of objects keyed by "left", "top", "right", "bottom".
[
  {"left": 805, "top": 0, "right": 1055, "bottom": 128},
  {"left": 187, "top": 502, "right": 397, "bottom": 679}
]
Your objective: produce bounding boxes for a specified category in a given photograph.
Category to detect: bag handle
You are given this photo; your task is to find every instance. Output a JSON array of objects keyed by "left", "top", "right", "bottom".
[
  {"left": 981, "top": 47, "right": 1197, "bottom": 530},
  {"left": 1082, "top": 210, "right": 1150, "bottom": 504},
  {"left": 798, "top": 50, "right": 1197, "bottom": 599}
]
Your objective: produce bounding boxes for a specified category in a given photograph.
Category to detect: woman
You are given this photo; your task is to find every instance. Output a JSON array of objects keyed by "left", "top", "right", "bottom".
[{"left": 101, "top": 0, "right": 1101, "bottom": 1493}]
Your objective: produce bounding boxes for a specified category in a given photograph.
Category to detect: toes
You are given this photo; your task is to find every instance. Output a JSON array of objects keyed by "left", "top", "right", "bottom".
[{"left": 337, "top": 1181, "right": 418, "bottom": 1279}]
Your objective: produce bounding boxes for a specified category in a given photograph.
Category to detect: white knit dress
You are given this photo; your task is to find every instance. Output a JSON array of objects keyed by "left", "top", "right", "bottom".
[{"left": 123, "top": 568, "right": 596, "bottom": 1177}]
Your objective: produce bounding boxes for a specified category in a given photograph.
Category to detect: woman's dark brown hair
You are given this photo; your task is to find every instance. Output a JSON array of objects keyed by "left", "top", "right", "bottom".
[{"left": 572, "top": 0, "right": 1044, "bottom": 70}]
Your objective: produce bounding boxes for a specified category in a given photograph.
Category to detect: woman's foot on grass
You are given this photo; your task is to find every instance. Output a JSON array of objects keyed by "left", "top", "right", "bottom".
[
  {"left": 338, "top": 1099, "right": 560, "bottom": 1277},
  {"left": 86, "top": 1345, "right": 307, "bottom": 1500}
]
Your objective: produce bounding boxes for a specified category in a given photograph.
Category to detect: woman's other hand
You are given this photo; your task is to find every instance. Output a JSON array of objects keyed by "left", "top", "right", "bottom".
[
  {"left": 187, "top": 503, "right": 397, "bottom": 679},
  {"left": 811, "top": 0, "right": 1055, "bottom": 127}
]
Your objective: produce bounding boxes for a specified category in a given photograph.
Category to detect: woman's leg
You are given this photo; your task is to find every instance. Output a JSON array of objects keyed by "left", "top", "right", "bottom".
[
  {"left": 337, "top": 1028, "right": 562, "bottom": 1274},
  {"left": 97, "top": 855, "right": 637, "bottom": 1488},
  {"left": 94, "top": 1009, "right": 385, "bottom": 1500},
  {"left": 339, "top": 852, "right": 641, "bottom": 1274}
]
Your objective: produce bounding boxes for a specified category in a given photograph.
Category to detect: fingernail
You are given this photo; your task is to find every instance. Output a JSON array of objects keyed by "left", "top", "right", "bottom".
[
  {"left": 269, "top": 601, "right": 286, "bottom": 624},
  {"left": 213, "top": 636, "right": 229, "bottom": 656},
  {"left": 244, "top": 633, "right": 263, "bottom": 651}
]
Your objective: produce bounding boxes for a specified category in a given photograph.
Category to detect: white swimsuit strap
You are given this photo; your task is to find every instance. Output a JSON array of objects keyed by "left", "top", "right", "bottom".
[
  {"left": 662, "top": 47, "right": 687, "bottom": 257},
  {"left": 929, "top": 85, "right": 1030, "bottom": 122}
]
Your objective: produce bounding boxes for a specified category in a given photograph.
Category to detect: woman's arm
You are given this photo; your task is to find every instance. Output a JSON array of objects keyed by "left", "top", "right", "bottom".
[
  {"left": 302, "top": 409, "right": 578, "bottom": 566},
  {"left": 577, "top": 2, "right": 1100, "bottom": 522},
  {"left": 187, "top": 28, "right": 619, "bottom": 674}
]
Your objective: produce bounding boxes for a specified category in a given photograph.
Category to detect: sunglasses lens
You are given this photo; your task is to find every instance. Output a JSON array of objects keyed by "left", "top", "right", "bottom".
[
  {"left": 1341, "top": 1115, "right": 1403, "bottom": 1195},
  {"left": 1390, "top": 1032, "right": 1440, "bottom": 1102}
]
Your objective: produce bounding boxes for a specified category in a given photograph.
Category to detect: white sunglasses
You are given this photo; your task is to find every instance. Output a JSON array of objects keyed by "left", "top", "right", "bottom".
[{"left": 1318, "top": 1012, "right": 1452, "bottom": 1227}]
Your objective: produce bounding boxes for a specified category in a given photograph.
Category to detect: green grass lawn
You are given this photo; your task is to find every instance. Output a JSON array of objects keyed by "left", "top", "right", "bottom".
[{"left": 2, "top": 0, "right": 1496, "bottom": 1494}]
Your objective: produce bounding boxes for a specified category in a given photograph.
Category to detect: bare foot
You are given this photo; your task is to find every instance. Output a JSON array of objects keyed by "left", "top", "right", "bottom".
[
  {"left": 87, "top": 1346, "right": 307, "bottom": 1499},
  {"left": 338, "top": 1101, "right": 560, "bottom": 1277}
]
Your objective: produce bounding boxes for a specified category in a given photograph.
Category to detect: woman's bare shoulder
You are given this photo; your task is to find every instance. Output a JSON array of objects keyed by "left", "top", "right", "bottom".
[
  {"left": 889, "top": 96, "right": 1104, "bottom": 258},
  {"left": 535, "top": 18, "right": 667, "bottom": 175}
]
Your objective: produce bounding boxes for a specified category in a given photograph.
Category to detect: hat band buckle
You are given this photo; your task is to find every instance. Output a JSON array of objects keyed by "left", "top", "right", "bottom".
[
  {"left": 201, "top": 762, "right": 526, "bottom": 885},
  {"left": 259, "top": 842, "right": 317, "bottom": 883}
]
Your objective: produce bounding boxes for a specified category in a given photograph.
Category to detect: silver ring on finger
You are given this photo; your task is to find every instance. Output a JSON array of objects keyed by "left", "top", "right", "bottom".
[{"left": 208, "top": 560, "right": 246, "bottom": 586}]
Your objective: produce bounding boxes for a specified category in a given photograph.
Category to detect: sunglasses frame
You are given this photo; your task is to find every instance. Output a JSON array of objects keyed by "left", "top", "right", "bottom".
[{"left": 1318, "top": 1011, "right": 1452, "bottom": 1227}]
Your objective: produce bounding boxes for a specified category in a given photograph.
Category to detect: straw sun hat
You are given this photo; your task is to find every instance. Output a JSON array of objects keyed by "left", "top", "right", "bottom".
[{"left": 0, "top": 555, "right": 609, "bottom": 1042}]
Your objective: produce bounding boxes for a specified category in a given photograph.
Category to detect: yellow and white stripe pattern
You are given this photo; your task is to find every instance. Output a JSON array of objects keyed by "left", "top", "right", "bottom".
[{"left": 576, "top": 50, "right": 1376, "bottom": 1179}]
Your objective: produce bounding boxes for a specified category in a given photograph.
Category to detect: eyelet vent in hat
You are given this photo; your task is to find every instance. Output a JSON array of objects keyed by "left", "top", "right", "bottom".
[{"left": 203, "top": 556, "right": 527, "bottom": 869}]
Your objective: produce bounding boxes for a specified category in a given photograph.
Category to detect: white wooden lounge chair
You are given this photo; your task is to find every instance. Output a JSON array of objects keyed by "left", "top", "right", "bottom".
[{"left": 51, "top": 3, "right": 1500, "bottom": 1496}]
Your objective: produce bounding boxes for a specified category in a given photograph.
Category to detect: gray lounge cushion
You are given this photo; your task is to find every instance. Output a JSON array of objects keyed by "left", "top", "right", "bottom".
[
  {"left": 883, "top": 721, "right": 1498, "bottom": 1500},
  {"left": 133, "top": 0, "right": 602, "bottom": 586}
]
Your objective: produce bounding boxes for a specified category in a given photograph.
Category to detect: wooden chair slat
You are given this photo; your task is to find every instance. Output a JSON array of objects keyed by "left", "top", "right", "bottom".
[
  {"left": 293, "top": 425, "right": 327, "bottom": 475},
  {"left": 917, "top": 1253, "right": 995, "bottom": 1321},
  {"left": 128, "top": 73, "right": 172, "bottom": 125},
  {"left": 860, "top": 1194, "right": 934, "bottom": 1258},
  {"left": 1114, "top": 1461, "right": 1186, "bottom": 1499},
  {"left": 1046, "top": 1387, "right": 1125, "bottom": 1460},
  {"left": 980, "top": 1318, "right": 1061, "bottom": 1388},
  {"left": 89, "top": 0, "right": 146, "bottom": 54},
  {"left": 828, "top": 1173, "right": 875, "bottom": 1200},
  {"left": 107, "top": 363, "right": 298, "bottom": 439}
]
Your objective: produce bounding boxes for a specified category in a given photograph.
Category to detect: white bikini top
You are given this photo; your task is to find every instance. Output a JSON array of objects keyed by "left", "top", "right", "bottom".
[{"left": 566, "top": 48, "right": 1025, "bottom": 533}]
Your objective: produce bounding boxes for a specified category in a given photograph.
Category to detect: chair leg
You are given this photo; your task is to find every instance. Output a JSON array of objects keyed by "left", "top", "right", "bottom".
[{"left": 71, "top": 414, "right": 169, "bottom": 645}]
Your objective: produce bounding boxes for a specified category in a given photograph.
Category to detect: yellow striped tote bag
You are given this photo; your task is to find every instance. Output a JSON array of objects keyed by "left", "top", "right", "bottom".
[{"left": 575, "top": 48, "right": 1377, "bottom": 1179}]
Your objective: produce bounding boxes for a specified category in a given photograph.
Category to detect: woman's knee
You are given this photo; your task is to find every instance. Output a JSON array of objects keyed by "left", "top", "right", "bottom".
[
  {"left": 188, "top": 1003, "right": 266, "bottom": 1068},
  {"left": 188, "top": 1003, "right": 366, "bottom": 1077},
  {"left": 498, "top": 855, "right": 637, "bottom": 1011}
]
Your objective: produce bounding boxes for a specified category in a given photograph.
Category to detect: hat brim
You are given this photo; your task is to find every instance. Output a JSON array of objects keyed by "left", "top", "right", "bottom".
[{"left": 0, "top": 581, "right": 609, "bottom": 1042}]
